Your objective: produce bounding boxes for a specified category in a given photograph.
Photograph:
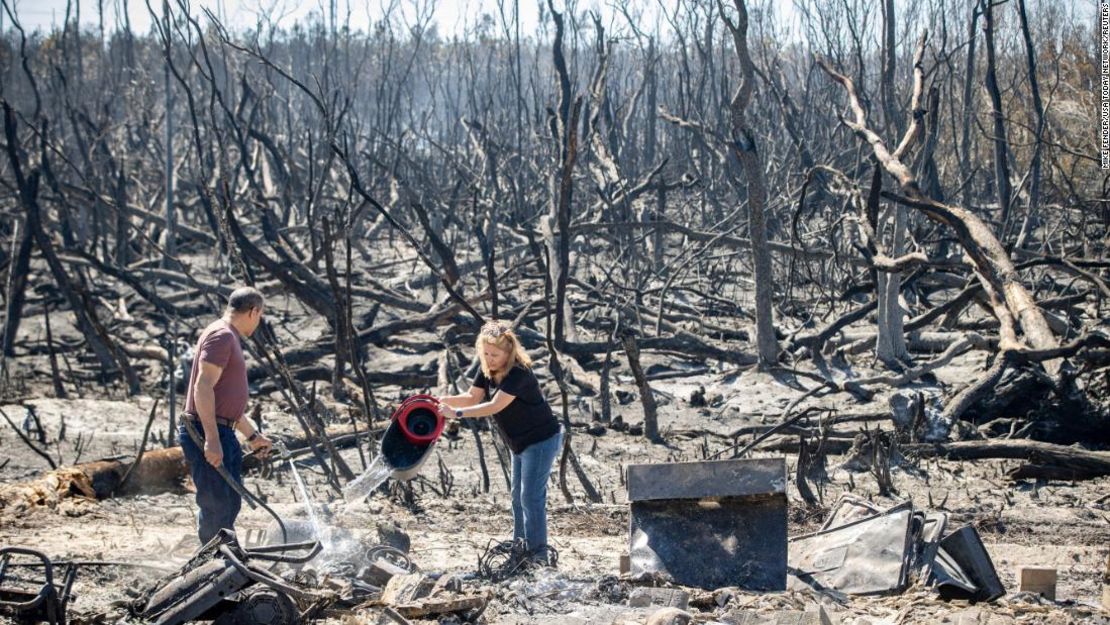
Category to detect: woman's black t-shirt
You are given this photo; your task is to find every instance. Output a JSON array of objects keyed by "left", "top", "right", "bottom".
[{"left": 473, "top": 364, "right": 560, "bottom": 454}]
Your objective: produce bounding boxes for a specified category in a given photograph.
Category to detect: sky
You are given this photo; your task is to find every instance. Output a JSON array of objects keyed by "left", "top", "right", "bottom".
[
  {"left": 1, "top": 0, "right": 827, "bottom": 44},
  {"left": 2, "top": 0, "right": 1089, "bottom": 46},
  {"left": 6, "top": 0, "right": 598, "bottom": 38}
]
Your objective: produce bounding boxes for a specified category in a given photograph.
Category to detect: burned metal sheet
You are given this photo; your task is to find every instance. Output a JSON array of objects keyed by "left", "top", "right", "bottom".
[
  {"left": 819, "top": 494, "right": 885, "bottom": 532},
  {"left": 933, "top": 525, "right": 1005, "bottom": 602},
  {"left": 789, "top": 505, "right": 914, "bottom": 595},
  {"left": 627, "top": 457, "right": 787, "bottom": 502},
  {"left": 627, "top": 458, "right": 787, "bottom": 590},
  {"left": 911, "top": 512, "right": 948, "bottom": 582},
  {"left": 930, "top": 546, "right": 978, "bottom": 598},
  {"left": 791, "top": 496, "right": 1001, "bottom": 602}
]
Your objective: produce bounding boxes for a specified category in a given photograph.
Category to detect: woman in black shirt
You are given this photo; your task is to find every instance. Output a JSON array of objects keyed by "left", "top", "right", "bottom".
[{"left": 437, "top": 320, "right": 563, "bottom": 562}]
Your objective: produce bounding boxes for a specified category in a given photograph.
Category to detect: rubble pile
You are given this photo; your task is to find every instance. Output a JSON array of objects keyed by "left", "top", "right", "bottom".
[
  {"left": 4, "top": 454, "right": 1108, "bottom": 624},
  {"left": 790, "top": 494, "right": 1003, "bottom": 602}
]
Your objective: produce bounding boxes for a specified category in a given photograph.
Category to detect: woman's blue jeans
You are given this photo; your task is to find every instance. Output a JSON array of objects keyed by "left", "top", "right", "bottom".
[
  {"left": 510, "top": 428, "right": 563, "bottom": 555},
  {"left": 179, "top": 424, "right": 243, "bottom": 545}
]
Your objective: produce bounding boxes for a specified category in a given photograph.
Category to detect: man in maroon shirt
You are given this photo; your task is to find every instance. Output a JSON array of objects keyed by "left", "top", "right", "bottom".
[{"left": 181, "top": 286, "right": 272, "bottom": 544}]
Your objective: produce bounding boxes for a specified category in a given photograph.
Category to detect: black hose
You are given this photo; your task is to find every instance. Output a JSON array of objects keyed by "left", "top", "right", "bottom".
[
  {"left": 476, "top": 538, "right": 560, "bottom": 581},
  {"left": 181, "top": 418, "right": 289, "bottom": 545}
]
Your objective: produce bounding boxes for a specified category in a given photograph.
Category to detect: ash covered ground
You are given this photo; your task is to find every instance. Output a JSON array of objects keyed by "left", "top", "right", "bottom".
[{"left": 3, "top": 352, "right": 1108, "bottom": 624}]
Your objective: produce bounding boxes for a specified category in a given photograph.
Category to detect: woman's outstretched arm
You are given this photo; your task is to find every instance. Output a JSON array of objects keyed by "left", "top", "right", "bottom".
[
  {"left": 439, "top": 385, "right": 484, "bottom": 408},
  {"left": 440, "top": 391, "right": 516, "bottom": 419}
]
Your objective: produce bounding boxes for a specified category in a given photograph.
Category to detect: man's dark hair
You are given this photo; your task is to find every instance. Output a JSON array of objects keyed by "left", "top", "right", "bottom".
[{"left": 226, "top": 286, "right": 264, "bottom": 314}]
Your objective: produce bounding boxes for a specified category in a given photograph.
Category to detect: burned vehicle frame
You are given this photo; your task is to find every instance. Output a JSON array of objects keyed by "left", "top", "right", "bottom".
[
  {"left": 137, "top": 530, "right": 327, "bottom": 625},
  {"left": 0, "top": 547, "right": 77, "bottom": 625}
]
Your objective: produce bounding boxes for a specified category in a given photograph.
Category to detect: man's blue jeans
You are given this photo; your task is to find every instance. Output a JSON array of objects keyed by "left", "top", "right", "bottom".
[
  {"left": 179, "top": 424, "right": 243, "bottom": 545},
  {"left": 510, "top": 429, "right": 563, "bottom": 555}
]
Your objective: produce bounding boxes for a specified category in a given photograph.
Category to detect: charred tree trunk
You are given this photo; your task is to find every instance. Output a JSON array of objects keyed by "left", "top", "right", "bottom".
[
  {"left": 545, "top": 0, "right": 581, "bottom": 350},
  {"left": 321, "top": 218, "right": 349, "bottom": 400},
  {"left": 162, "top": 0, "right": 176, "bottom": 263},
  {"left": 1, "top": 220, "right": 32, "bottom": 358},
  {"left": 959, "top": 4, "right": 982, "bottom": 210},
  {"left": 3, "top": 102, "right": 138, "bottom": 393},
  {"left": 1013, "top": 0, "right": 1046, "bottom": 249},
  {"left": 722, "top": 0, "right": 779, "bottom": 369},
  {"left": 982, "top": 0, "right": 1015, "bottom": 233},
  {"left": 875, "top": 0, "right": 910, "bottom": 368},
  {"left": 621, "top": 328, "right": 659, "bottom": 443}
]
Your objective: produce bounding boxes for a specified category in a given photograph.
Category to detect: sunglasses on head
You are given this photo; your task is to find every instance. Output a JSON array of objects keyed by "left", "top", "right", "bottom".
[{"left": 480, "top": 321, "right": 510, "bottom": 337}]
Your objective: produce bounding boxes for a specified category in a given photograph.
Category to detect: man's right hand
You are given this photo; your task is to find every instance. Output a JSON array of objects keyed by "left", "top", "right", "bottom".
[{"left": 204, "top": 437, "right": 224, "bottom": 468}]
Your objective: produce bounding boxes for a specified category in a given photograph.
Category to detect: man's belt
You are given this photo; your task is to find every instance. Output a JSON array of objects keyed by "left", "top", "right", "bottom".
[{"left": 183, "top": 413, "right": 239, "bottom": 429}]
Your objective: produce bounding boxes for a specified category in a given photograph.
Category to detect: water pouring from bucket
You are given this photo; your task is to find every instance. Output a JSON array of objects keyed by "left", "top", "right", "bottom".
[{"left": 342, "top": 395, "right": 446, "bottom": 503}]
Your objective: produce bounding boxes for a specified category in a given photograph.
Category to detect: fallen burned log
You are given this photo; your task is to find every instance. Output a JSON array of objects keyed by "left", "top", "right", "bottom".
[
  {"left": 276, "top": 303, "right": 476, "bottom": 368},
  {"left": 903, "top": 439, "right": 1110, "bottom": 481},
  {"left": 250, "top": 364, "right": 437, "bottom": 390},
  {"left": 79, "top": 447, "right": 188, "bottom": 498},
  {"left": 0, "top": 425, "right": 368, "bottom": 513},
  {"left": 519, "top": 326, "right": 759, "bottom": 367}
]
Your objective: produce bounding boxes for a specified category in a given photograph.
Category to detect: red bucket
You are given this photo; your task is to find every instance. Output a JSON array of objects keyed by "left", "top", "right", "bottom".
[{"left": 392, "top": 394, "right": 445, "bottom": 445}]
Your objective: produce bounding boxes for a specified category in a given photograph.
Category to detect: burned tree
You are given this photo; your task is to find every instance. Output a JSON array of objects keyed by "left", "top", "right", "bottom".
[
  {"left": 816, "top": 33, "right": 1078, "bottom": 428},
  {"left": 0, "top": 0, "right": 1105, "bottom": 504},
  {"left": 719, "top": 0, "right": 779, "bottom": 370}
]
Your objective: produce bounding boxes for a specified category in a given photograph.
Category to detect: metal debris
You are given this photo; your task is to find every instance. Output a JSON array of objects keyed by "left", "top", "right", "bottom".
[
  {"left": 626, "top": 457, "right": 788, "bottom": 591},
  {"left": 935, "top": 525, "right": 1005, "bottom": 602},
  {"left": 723, "top": 604, "right": 837, "bottom": 624},
  {"left": 627, "top": 587, "right": 690, "bottom": 610},
  {"left": 0, "top": 547, "right": 77, "bottom": 625},
  {"left": 136, "top": 530, "right": 327, "bottom": 625},
  {"left": 789, "top": 502, "right": 915, "bottom": 594},
  {"left": 789, "top": 494, "right": 1005, "bottom": 601}
]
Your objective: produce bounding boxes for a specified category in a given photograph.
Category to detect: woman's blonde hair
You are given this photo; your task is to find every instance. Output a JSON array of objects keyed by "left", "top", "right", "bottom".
[{"left": 476, "top": 320, "right": 532, "bottom": 382}]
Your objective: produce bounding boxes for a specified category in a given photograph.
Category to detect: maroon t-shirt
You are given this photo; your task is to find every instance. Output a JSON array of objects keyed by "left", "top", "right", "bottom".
[{"left": 184, "top": 319, "right": 248, "bottom": 422}]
